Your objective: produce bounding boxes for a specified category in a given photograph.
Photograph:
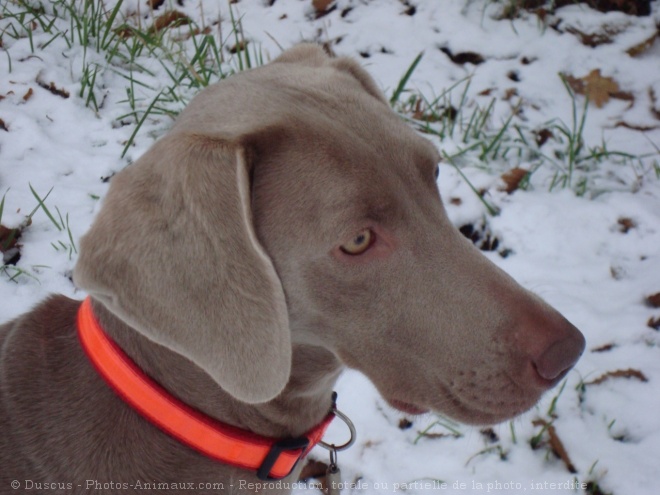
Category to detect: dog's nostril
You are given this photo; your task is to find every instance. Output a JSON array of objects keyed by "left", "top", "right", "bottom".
[{"left": 534, "top": 332, "right": 586, "bottom": 381}]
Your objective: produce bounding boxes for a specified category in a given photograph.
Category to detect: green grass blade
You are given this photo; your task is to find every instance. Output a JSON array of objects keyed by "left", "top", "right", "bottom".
[
  {"left": 28, "top": 185, "right": 61, "bottom": 230},
  {"left": 390, "top": 51, "right": 424, "bottom": 106}
]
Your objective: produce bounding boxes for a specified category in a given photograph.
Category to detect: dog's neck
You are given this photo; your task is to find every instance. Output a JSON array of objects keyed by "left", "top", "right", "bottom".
[{"left": 89, "top": 299, "right": 343, "bottom": 439}]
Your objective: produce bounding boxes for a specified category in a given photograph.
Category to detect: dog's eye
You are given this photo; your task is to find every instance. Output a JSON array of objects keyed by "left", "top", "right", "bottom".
[{"left": 340, "top": 229, "right": 373, "bottom": 255}]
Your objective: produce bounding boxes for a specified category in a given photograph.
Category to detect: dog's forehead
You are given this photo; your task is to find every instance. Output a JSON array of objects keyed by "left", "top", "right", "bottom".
[{"left": 175, "top": 61, "right": 440, "bottom": 166}]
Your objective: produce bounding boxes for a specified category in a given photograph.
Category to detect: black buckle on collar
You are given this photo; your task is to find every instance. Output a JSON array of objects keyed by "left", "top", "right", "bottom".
[{"left": 256, "top": 436, "right": 310, "bottom": 481}]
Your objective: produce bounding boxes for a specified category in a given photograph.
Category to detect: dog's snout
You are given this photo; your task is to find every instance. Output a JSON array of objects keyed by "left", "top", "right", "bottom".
[
  {"left": 533, "top": 327, "right": 586, "bottom": 381},
  {"left": 511, "top": 303, "right": 586, "bottom": 389}
]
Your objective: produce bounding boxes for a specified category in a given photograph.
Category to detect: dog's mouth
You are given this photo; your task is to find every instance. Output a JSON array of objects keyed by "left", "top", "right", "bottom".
[{"left": 386, "top": 398, "right": 430, "bottom": 415}]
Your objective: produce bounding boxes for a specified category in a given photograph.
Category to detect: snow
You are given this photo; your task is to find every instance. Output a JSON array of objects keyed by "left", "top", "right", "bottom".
[{"left": 1, "top": 0, "right": 660, "bottom": 494}]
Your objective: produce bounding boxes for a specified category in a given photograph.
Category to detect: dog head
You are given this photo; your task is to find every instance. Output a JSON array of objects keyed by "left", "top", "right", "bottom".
[{"left": 75, "top": 45, "right": 584, "bottom": 423}]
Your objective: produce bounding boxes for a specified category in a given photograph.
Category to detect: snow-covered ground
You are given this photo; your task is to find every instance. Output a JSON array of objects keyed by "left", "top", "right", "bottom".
[{"left": 1, "top": 1, "right": 659, "bottom": 494}]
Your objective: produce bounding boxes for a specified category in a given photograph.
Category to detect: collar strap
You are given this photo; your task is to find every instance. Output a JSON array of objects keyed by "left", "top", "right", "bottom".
[{"left": 77, "top": 297, "right": 335, "bottom": 480}]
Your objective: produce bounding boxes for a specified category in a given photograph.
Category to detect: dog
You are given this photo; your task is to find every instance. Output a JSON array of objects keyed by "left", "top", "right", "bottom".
[{"left": 0, "top": 44, "right": 585, "bottom": 494}]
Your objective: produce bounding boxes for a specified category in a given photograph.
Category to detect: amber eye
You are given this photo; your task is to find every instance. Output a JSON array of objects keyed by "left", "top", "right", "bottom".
[{"left": 340, "top": 229, "right": 373, "bottom": 255}]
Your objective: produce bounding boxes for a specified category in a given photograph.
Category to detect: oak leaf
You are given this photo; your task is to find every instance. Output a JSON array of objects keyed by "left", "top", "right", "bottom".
[{"left": 565, "top": 69, "right": 620, "bottom": 108}]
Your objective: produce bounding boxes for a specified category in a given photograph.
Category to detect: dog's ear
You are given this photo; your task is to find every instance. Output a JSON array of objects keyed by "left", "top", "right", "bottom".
[
  {"left": 329, "top": 57, "right": 389, "bottom": 105},
  {"left": 273, "top": 43, "right": 388, "bottom": 105},
  {"left": 74, "top": 132, "right": 290, "bottom": 404}
]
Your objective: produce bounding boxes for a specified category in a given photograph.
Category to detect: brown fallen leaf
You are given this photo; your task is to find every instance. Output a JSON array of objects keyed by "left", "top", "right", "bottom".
[
  {"left": 147, "top": 0, "right": 165, "bottom": 10},
  {"left": 617, "top": 217, "right": 636, "bottom": 233},
  {"left": 626, "top": 31, "right": 658, "bottom": 57},
  {"left": 614, "top": 121, "right": 658, "bottom": 131},
  {"left": 591, "top": 343, "right": 616, "bottom": 353},
  {"left": 398, "top": 418, "right": 413, "bottom": 430},
  {"left": 0, "top": 118, "right": 7, "bottom": 132},
  {"left": 500, "top": 168, "right": 528, "bottom": 194},
  {"left": 313, "top": 0, "right": 334, "bottom": 13},
  {"left": 503, "top": 88, "right": 518, "bottom": 101},
  {"left": 532, "top": 420, "right": 577, "bottom": 473},
  {"left": 648, "top": 316, "right": 660, "bottom": 331},
  {"left": 416, "top": 431, "right": 456, "bottom": 440},
  {"left": 23, "top": 88, "right": 34, "bottom": 102},
  {"left": 37, "top": 80, "right": 70, "bottom": 99},
  {"left": 228, "top": 40, "right": 249, "bottom": 54},
  {"left": 534, "top": 128, "right": 553, "bottom": 147},
  {"left": 564, "top": 69, "right": 620, "bottom": 108},
  {"left": 481, "top": 428, "right": 499, "bottom": 443},
  {"left": 313, "top": 0, "right": 336, "bottom": 18},
  {"left": 150, "top": 11, "right": 190, "bottom": 33},
  {"left": 646, "top": 292, "right": 660, "bottom": 308},
  {"left": 586, "top": 368, "right": 648, "bottom": 385},
  {"left": 565, "top": 27, "right": 613, "bottom": 48},
  {"left": 439, "top": 46, "right": 484, "bottom": 65},
  {"left": 0, "top": 225, "right": 21, "bottom": 253}
]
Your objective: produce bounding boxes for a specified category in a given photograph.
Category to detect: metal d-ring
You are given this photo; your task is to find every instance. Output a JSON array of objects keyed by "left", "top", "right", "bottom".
[{"left": 319, "top": 408, "right": 357, "bottom": 452}]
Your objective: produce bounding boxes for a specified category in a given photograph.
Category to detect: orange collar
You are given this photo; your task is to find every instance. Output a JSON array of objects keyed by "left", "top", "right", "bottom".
[{"left": 77, "top": 297, "right": 335, "bottom": 480}]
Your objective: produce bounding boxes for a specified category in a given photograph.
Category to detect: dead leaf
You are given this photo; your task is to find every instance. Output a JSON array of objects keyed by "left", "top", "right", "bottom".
[
  {"left": 646, "top": 292, "right": 660, "bottom": 308},
  {"left": 610, "top": 90, "right": 635, "bottom": 105},
  {"left": 402, "top": 2, "right": 416, "bottom": 16},
  {"left": 503, "top": 88, "right": 518, "bottom": 101},
  {"left": 564, "top": 69, "right": 620, "bottom": 108},
  {"left": 591, "top": 343, "right": 616, "bottom": 352},
  {"left": 22, "top": 88, "right": 33, "bottom": 102},
  {"left": 416, "top": 431, "right": 455, "bottom": 440},
  {"left": 312, "top": 0, "right": 336, "bottom": 18},
  {"left": 614, "top": 121, "right": 658, "bottom": 131},
  {"left": 313, "top": 0, "right": 334, "bottom": 12},
  {"left": 626, "top": 31, "right": 658, "bottom": 57},
  {"left": 37, "top": 80, "right": 70, "bottom": 99},
  {"left": 649, "top": 87, "right": 660, "bottom": 120},
  {"left": 0, "top": 225, "right": 21, "bottom": 252},
  {"left": 586, "top": 368, "right": 648, "bottom": 385},
  {"left": 565, "top": 27, "right": 613, "bottom": 47},
  {"left": 617, "top": 217, "right": 636, "bottom": 233},
  {"left": 147, "top": 0, "right": 166, "bottom": 10},
  {"left": 449, "top": 197, "right": 462, "bottom": 206},
  {"left": 439, "top": 46, "right": 484, "bottom": 65},
  {"left": 534, "top": 128, "right": 553, "bottom": 147},
  {"left": 228, "top": 40, "right": 249, "bottom": 54},
  {"left": 532, "top": 420, "right": 577, "bottom": 473},
  {"left": 500, "top": 168, "right": 528, "bottom": 194},
  {"left": 410, "top": 99, "right": 453, "bottom": 123},
  {"left": 648, "top": 316, "right": 660, "bottom": 330},
  {"left": 0, "top": 118, "right": 7, "bottom": 132},
  {"left": 481, "top": 428, "right": 499, "bottom": 443},
  {"left": 398, "top": 418, "right": 413, "bottom": 430},
  {"left": 150, "top": 11, "right": 190, "bottom": 33}
]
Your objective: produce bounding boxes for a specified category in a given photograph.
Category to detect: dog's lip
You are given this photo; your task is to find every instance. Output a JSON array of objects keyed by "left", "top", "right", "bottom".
[{"left": 386, "top": 398, "right": 430, "bottom": 415}]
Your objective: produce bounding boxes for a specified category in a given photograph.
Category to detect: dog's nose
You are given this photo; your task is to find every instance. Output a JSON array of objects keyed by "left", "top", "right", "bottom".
[{"left": 533, "top": 323, "right": 585, "bottom": 381}]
